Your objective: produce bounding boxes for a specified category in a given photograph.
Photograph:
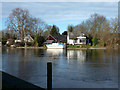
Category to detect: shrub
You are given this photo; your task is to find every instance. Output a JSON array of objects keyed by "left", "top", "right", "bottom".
[
  {"left": 37, "top": 36, "right": 45, "bottom": 47},
  {"left": 26, "top": 42, "right": 34, "bottom": 47},
  {"left": 101, "top": 41, "right": 105, "bottom": 46},
  {"left": 15, "top": 42, "right": 25, "bottom": 47},
  {"left": 20, "top": 42, "right": 25, "bottom": 46},
  {"left": 2, "top": 39, "right": 7, "bottom": 45},
  {"left": 77, "top": 46, "right": 80, "bottom": 48},
  {"left": 34, "top": 35, "right": 45, "bottom": 47},
  {"left": 92, "top": 37, "right": 98, "bottom": 46},
  {"left": 81, "top": 45, "right": 90, "bottom": 48},
  {"left": 69, "top": 45, "right": 76, "bottom": 48}
]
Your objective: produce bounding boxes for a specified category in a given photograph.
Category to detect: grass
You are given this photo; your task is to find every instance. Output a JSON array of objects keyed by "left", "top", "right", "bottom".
[
  {"left": 68, "top": 44, "right": 105, "bottom": 49},
  {"left": 81, "top": 45, "right": 90, "bottom": 49},
  {"left": 68, "top": 45, "right": 90, "bottom": 49}
]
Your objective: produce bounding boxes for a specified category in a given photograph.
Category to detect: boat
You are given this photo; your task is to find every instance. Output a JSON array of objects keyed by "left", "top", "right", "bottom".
[{"left": 46, "top": 43, "right": 66, "bottom": 49}]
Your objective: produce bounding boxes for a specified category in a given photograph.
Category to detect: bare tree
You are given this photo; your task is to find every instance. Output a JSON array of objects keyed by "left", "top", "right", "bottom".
[
  {"left": 6, "top": 8, "right": 46, "bottom": 41},
  {"left": 109, "top": 17, "right": 119, "bottom": 46},
  {"left": 43, "top": 25, "right": 52, "bottom": 38}
]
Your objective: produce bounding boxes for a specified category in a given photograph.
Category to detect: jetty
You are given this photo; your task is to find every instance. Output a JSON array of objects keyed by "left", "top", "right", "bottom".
[{"left": 2, "top": 71, "right": 45, "bottom": 89}]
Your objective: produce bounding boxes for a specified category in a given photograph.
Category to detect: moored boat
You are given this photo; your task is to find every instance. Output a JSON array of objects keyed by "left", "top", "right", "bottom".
[{"left": 46, "top": 43, "right": 66, "bottom": 49}]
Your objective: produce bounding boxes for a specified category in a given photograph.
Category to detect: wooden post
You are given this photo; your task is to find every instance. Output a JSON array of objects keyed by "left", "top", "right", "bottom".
[{"left": 47, "top": 62, "right": 52, "bottom": 90}]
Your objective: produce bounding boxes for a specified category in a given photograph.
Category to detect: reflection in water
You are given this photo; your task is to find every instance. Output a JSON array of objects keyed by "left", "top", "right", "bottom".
[
  {"left": 67, "top": 50, "right": 86, "bottom": 63},
  {"left": 46, "top": 49, "right": 63, "bottom": 59},
  {"left": 2, "top": 48, "right": 119, "bottom": 88}
]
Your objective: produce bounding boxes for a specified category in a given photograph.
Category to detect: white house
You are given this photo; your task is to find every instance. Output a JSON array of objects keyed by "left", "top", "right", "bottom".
[
  {"left": 6, "top": 39, "right": 14, "bottom": 45},
  {"left": 67, "top": 32, "right": 88, "bottom": 45},
  {"left": 15, "top": 35, "right": 34, "bottom": 43},
  {"left": 67, "top": 32, "right": 75, "bottom": 45},
  {"left": 15, "top": 40, "right": 22, "bottom": 43},
  {"left": 24, "top": 35, "right": 34, "bottom": 42}
]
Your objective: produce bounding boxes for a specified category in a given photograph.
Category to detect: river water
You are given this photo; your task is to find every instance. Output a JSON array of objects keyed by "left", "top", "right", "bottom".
[{"left": 2, "top": 48, "right": 119, "bottom": 88}]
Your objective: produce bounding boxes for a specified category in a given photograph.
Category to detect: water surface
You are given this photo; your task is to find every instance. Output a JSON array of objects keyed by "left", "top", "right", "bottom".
[{"left": 2, "top": 48, "right": 119, "bottom": 88}]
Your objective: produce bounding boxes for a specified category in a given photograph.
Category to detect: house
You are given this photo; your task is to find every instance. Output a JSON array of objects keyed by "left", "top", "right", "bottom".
[
  {"left": 44, "top": 35, "right": 67, "bottom": 44},
  {"left": 24, "top": 35, "right": 34, "bottom": 43},
  {"left": 15, "top": 40, "right": 22, "bottom": 43},
  {"left": 67, "top": 32, "right": 89, "bottom": 45},
  {"left": 6, "top": 39, "right": 14, "bottom": 45},
  {"left": 44, "top": 35, "right": 67, "bottom": 49},
  {"left": 15, "top": 35, "right": 34, "bottom": 43}
]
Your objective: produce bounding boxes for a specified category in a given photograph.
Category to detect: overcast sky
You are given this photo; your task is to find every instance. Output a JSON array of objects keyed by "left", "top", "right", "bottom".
[{"left": 0, "top": 1, "right": 118, "bottom": 33}]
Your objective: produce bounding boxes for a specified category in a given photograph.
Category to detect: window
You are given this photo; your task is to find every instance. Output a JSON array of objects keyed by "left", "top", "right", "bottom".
[{"left": 80, "top": 39, "right": 82, "bottom": 42}]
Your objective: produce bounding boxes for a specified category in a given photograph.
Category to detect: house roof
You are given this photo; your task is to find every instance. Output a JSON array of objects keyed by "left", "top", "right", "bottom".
[
  {"left": 24, "top": 35, "right": 34, "bottom": 42},
  {"left": 69, "top": 32, "right": 87, "bottom": 39},
  {"left": 52, "top": 35, "right": 67, "bottom": 42}
]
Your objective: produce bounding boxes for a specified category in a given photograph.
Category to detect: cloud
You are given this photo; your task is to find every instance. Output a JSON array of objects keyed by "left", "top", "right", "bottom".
[
  {"left": 2, "top": 2, "right": 118, "bottom": 18},
  {"left": 1, "top": 2, "right": 118, "bottom": 32}
]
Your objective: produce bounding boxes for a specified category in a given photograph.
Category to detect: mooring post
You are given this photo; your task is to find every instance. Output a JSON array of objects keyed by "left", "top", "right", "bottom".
[{"left": 47, "top": 62, "right": 52, "bottom": 90}]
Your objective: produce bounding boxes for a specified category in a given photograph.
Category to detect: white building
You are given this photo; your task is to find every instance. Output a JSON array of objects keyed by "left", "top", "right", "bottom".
[
  {"left": 15, "top": 35, "right": 34, "bottom": 43},
  {"left": 24, "top": 35, "right": 34, "bottom": 42},
  {"left": 67, "top": 32, "right": 87, "bottom": 45}
]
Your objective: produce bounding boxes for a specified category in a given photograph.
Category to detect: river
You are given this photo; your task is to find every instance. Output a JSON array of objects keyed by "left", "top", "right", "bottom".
[{"left": 2, "top": 48, "right": 119, "bottom": 88}]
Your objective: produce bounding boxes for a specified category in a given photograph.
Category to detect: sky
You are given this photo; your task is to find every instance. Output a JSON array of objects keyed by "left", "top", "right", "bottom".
[{"left": 0, "top": 1, "right": 118, "bottom": 34}]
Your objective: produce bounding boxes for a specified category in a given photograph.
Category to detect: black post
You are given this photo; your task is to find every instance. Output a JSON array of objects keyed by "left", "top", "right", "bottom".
[{"left": 47, "top": 62, "right": 52, "bottom": 90}]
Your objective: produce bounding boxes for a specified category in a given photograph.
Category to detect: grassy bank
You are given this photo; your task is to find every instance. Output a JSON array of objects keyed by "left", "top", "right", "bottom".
[{"left": 67, "top": 45, "right": 106, "bottom": 49}]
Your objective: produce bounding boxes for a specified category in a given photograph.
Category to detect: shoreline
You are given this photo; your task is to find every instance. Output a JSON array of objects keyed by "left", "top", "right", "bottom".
[
  {"left": 16, "top": 46, "right": 47, "bottom": 49},
  {"left": 88, "top": 47, "right": 106, "bottom": 49},
  {"left": 15, "top": 46, "right": 106, "bottom": 49}
]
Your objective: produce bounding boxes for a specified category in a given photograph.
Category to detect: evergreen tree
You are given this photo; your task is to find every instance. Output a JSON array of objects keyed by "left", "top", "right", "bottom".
[
  {"left": 50, "top": 25, "right": 60, "bottom": 35},
  {"left": 62, "top": 31, "right": 67, "bottom": 35}
]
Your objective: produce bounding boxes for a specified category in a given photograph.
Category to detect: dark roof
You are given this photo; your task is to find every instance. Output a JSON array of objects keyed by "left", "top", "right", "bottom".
[
  {"left": 69, "top": 32, "right": 75, "bottom": 39},
  {"left": 69, "top": 32, "right": 86, "bottom": 39},
  {"left": 52, "top": 35, "right": 67, "bottom": 42},
  {"left": 31, "top": 36, "right": 35, "bottom": 39}
]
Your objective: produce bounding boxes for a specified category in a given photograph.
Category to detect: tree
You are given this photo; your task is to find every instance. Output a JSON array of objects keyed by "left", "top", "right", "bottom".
[
  {"left": 67, "top": 25, "right": 73, "bottom": 32},
  {"left": 50, "top": 25, "right": 60, "bottom": 35},
  {"left": 88, "top": 13, "right": 106, "bottom": 38},
  {"left": 6, "top": 8, "right": 29, "bottom": 41},
  {"left": 37, "top": 36, "right": 45, "bottom": 47},
  {"left": 92, "top": 36, "right": 98, "bottom": 46},
  {"left": 74, "top": 21, "right": 88, "bottom": 36},
  {"left": 30, "top": 18, "right": 47, "bottom": 37},
  {"left": 34, "top": 34, "right": 45, "bottom": 47},
  {"left": 62, "top": 31, "right": 67, "bottom": 35},
  {"left": 108, "top": 17, "right": 119, "bottom": 47},
  {"left": 6, "top": 8, "right": 46, "bottom": 41},
  {"left": 43, "top": 25, "right": 52, "bottom": 38}
]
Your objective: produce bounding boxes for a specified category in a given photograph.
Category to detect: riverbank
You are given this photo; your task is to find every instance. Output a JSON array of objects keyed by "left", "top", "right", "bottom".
[
  {"left": 16, "top": 46, "right": 47, "bottom": 49},
  {"left": 15, "top": 46, "right": 106, "bottom": 49}
]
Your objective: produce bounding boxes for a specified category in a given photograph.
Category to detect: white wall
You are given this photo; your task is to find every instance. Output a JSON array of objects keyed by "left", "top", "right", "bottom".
[{"left": 68, "top": 39, "right": 74, "bottom": 45}]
